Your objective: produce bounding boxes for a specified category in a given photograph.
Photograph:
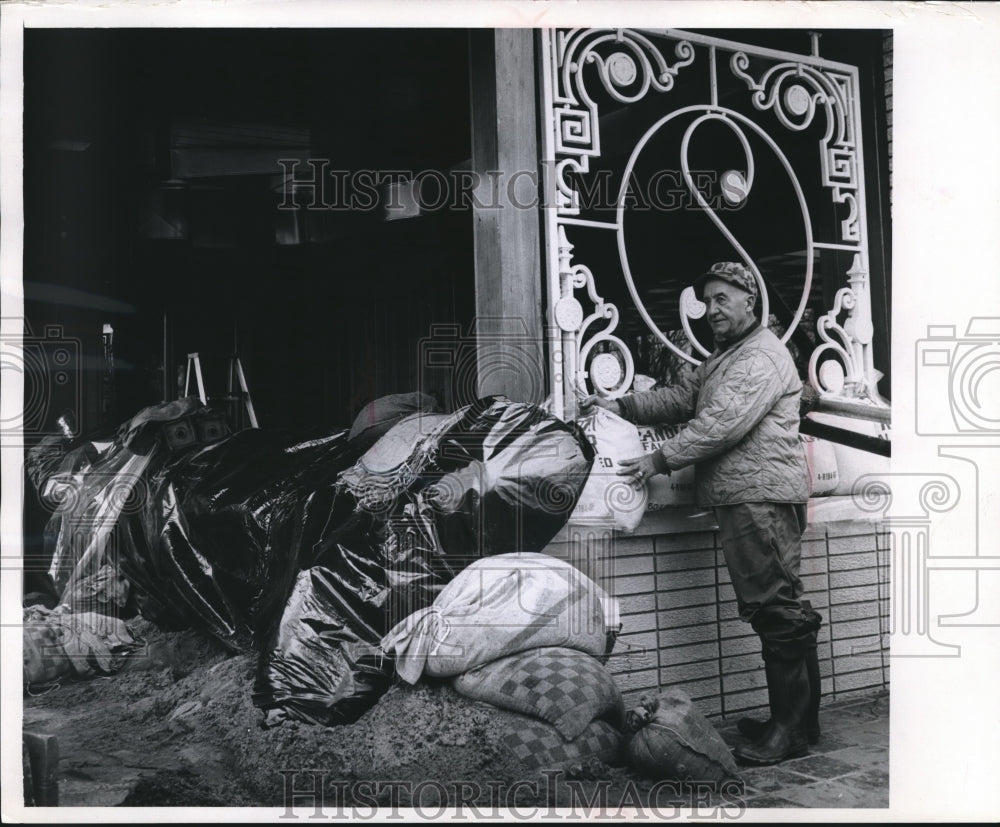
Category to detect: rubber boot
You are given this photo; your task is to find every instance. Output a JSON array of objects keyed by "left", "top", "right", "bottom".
[
  {"left": 733, "top": 657, "right": 810, "bottom": 766},
  {"left": 805, "top": 645, "right": 821, "bottom": 741},
  {"left": 737, "top": 646, "right": 821, "bottom": 743}
]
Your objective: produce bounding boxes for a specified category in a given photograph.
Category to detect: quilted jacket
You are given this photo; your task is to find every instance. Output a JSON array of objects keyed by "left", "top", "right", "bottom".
[{"left": 619, "top": 324, "right": 809, "bottom": 506}]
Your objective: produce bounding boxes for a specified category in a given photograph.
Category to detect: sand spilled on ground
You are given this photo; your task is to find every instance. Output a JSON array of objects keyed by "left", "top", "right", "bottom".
[{"left": 24, "top": 618, "right": 738, "bottom": 812}]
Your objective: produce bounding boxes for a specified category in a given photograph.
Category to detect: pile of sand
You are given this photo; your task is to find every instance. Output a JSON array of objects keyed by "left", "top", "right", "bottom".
[{"left": 26, "top": 620, "right": 639, "bottom": 809}]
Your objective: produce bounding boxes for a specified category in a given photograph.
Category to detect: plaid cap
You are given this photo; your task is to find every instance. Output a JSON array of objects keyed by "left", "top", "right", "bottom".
[{"left": 694, "top": 261, "right": 758, "bottom": 299}]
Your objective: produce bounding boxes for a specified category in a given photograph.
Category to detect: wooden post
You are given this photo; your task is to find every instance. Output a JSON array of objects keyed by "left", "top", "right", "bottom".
[
  {"left": 468, "top": 30, "right": 545, "bottom": 404},
  {"left": 23, "top": 730, "right": 60, "bottom": 806}
]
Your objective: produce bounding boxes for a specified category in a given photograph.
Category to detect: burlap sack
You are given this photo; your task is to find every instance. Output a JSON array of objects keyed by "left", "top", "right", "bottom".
[
  {"left": 381, "top": 553, "right": 610, "bottom": 684},
  {"left": 624, "top": 689, "right": 739, "bottom": 783}
]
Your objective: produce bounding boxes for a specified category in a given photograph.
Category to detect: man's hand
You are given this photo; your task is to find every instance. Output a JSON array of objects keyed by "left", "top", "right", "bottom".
[
  {"left": 616, "top": 453, "right": 660, "bottom": 486},
  {"left": 578, "top": 394, "right": 621, "bottom": 415}
]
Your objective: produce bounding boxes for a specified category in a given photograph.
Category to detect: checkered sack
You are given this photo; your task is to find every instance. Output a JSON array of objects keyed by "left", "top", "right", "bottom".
[
  {"left": 453, "top": 647, "right": 623, "bottom": 741},
  {"left": 502, "top": 713, "right": 622, "bottom": 770}
]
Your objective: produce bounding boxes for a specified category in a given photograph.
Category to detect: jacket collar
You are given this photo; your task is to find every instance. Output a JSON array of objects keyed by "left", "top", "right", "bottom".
[{"left": 714, "top": 320, "right": 761, "bottom": 354}]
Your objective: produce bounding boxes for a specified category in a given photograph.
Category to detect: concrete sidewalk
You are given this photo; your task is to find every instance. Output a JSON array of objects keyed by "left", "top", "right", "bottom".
[{"left": 718, "top": 691, "right": 889, "bottom": 808}]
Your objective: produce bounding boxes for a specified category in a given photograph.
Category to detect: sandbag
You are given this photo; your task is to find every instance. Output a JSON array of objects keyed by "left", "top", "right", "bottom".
[
  {"left": 23, "top": 604, "right": 140, "bottom": 687},
  {"left": 571, "top": 406, "right": 647, "bottom": 531},
  {"left": 62, "top": 563, "right": 130, "bottom": 613},
  {"left": 342, "top": 396, "right": 594, "bottom": 557},
  {"left": 348, "top": 391, "right": 441, "bottom": 452},
  {"left": 419, "top": 398, "right": 594, "bottom": 556},
  {"left": 624, "top": 689, "right": 739, "bottom": 783},
  {"left": 809, "top": 412, "right": 890, "bottom": 496},
  {"left": 452, "top": 646, "right": 623, "bottom": 740},
  {"left": 638, "top": 423, "right": 697, "bottom": 510},
  {"left": 502, "top": 715, "right": 623, "bottom": 771},
  {"left": 801, "top": 433, "right": 839, "bottom": 496},
  {"left": 381, "top": 552, "right": 611, "bottom": 684},
  {"left": 340, "top": 412, "right": 451, "bottom": 512}
]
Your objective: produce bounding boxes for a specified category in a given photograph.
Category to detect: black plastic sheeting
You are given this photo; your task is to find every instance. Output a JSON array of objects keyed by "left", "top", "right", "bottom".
[
  {"left": 253, "top": 397, "right": 594, "bottom": 725},
  {"left": 32, "top": 395, "right": 594, "bottom": 726},
  {"left": 115, "top": 430, "right": 344, "bottom": 644},
  {"left": 34, "top": 398, "right": 229, "bottom": 612},
  {"left": 255, "top": 564, "right": 394, "bottom": 727}
]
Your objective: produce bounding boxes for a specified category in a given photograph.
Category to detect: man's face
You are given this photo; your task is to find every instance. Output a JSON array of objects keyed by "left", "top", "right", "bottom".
[{"left": 701, "top": 277, "right": 756, "bottom": 343}]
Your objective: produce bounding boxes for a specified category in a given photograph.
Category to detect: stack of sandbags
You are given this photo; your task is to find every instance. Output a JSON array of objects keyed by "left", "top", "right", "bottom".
[
  {"left": 256, "top": 397, "right": 595, "bottom": 728},
  {"left": 382, "top": 553, "right": 626, "bottom": 770}
]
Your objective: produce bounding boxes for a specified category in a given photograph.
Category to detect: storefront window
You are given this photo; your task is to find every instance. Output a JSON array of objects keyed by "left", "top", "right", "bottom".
[{"left": 540, "top": 28, "right": 891, "bottom": 421}]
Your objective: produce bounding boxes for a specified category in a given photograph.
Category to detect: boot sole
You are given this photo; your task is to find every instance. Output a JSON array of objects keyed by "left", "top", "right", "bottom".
[
  {"left": 737, "top": 720, "right": 820, "bottom": 744},
  {"left": 732, "top": 743, "right": 809, "bottom": 767}
]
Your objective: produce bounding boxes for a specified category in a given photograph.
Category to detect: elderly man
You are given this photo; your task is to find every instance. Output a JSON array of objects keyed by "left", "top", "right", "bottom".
[{"left": 582, "top": 261, "right": 822, "bottom": 766}]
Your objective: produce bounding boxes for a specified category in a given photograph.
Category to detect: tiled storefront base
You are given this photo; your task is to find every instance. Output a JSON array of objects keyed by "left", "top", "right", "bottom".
[{"left": 542, "top": 497, "right": 890, "bottom": 720}]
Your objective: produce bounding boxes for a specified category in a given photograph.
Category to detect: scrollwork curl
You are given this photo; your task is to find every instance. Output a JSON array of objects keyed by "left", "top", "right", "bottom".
[
  {"left": 919, "top": 478, "right": 960, "bottom": 514},
  {"left": 603, "top": 478, "right": 646, "bottom": 516},
  {"left": 562, "top": 29, "right": 695, "bottom": 107},
  {"left": 851, "top": 475, "right": 892, "bottom": 513},
  {"left": 536, "top": 478, "right": 581, "bottom": 518}
]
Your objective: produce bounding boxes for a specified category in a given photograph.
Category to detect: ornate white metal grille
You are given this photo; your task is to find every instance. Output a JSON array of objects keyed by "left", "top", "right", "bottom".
[{"left": 540, "top": 28, "right": 887, "bottom": 420}]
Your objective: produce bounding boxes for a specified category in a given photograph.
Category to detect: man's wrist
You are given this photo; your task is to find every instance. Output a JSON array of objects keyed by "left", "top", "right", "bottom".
[{"left": 651, "top": 450, "right": 669, "bottom": 475}]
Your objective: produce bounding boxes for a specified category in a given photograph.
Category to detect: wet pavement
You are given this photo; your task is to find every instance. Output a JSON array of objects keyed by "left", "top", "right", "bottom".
[{"left": 718, "top": 691, "right": 889, "bottom": 809}]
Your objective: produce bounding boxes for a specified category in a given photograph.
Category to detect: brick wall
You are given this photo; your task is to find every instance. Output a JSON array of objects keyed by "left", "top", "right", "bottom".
[{"left": 543, "top": 511, "right": 890, "bottom": 721}]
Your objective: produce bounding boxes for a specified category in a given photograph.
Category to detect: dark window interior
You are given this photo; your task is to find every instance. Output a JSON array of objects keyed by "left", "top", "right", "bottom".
[{"left": 23, "top": 28, "right": 475, "bottom": 439}]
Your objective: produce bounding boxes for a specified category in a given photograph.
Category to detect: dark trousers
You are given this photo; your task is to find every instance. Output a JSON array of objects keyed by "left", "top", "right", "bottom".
[{"left": 715, "top": 502, "right": 822, "bottom": 661}]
